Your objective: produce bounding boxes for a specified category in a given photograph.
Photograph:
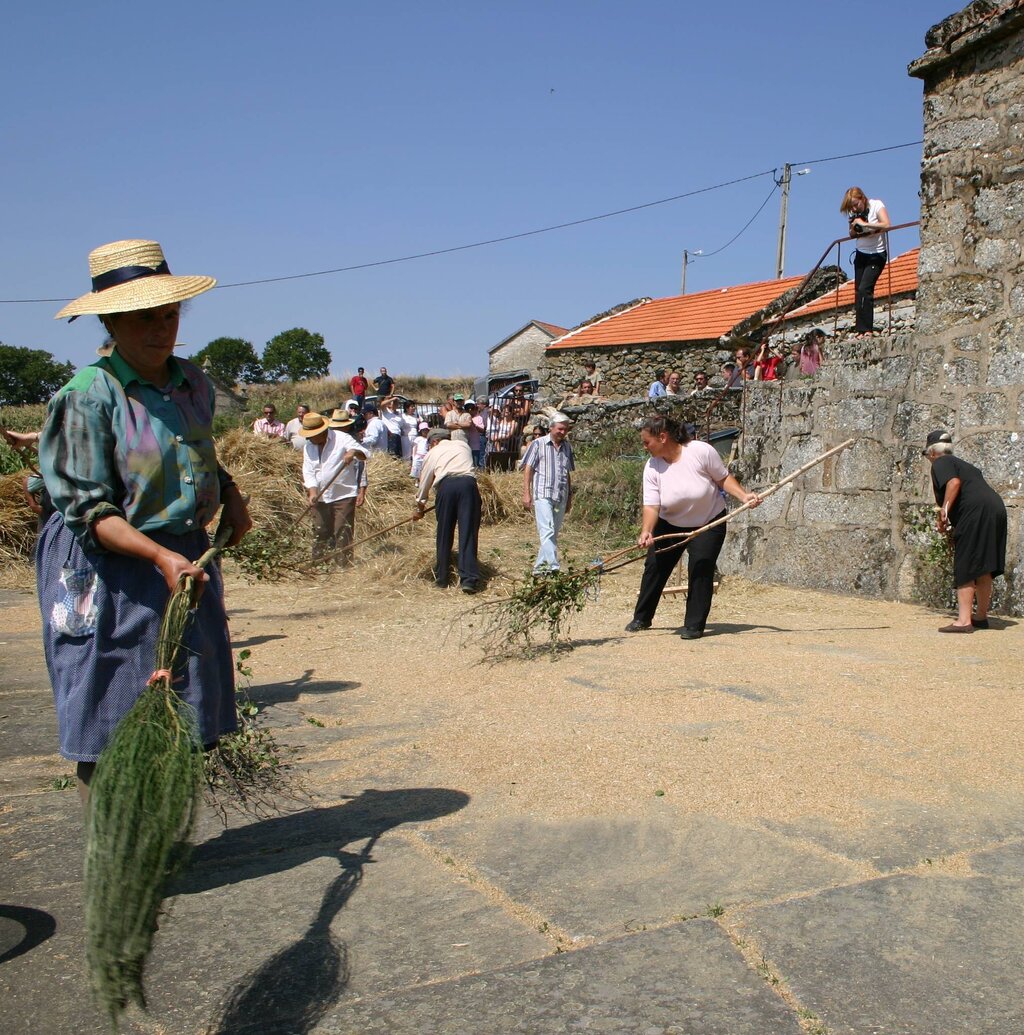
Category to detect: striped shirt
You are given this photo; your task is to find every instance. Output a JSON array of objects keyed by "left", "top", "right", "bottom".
[
  {"left": 521, "top": 435, "right": 575, "bottom": 504},
  {"left": 39, "top": 350, "right": 233, "bottom": 550}
]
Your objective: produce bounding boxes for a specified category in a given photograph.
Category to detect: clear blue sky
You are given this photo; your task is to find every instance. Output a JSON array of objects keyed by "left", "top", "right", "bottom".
[{"left": 1, "top": 1, "right": 956, "bottom": 379}]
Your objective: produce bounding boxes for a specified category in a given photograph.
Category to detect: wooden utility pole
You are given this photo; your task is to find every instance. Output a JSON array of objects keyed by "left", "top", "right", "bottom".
[{"left": 775, "top": 164, "right": 792, "bottom": 279}]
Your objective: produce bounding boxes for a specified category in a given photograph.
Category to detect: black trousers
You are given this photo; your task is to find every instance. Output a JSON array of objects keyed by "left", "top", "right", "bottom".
[
  {"left": 853, "top": 250, "right": 887, "bottom": 333},
  {"left": 434, "top": 476, "right": 481, "bottom": 587},
  {"left": 632, "top": 513, "right": 727, "bottom": 633}
]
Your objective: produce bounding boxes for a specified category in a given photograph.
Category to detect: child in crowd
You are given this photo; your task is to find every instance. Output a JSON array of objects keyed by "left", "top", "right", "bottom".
[{"left": 410, "top": 422, "right": 431, "bottom": 479}]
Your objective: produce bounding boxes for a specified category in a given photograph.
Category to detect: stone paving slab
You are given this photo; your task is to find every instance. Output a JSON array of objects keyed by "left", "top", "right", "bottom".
[
  {"left": 0, "top": 789, "right": 84, "bottom": 891},
  {"left": 764, "top": 792, "right": 1024, "bottom": 871},
  {"left": 147, "top": 836, "right": 553, "bottom": 1034},
  {"left": 739, "top": 870, "right": 1024, "bottom": 1035},
  {"left": 0, "top": 884, "right": 112, "bottom": 1035},
  {"left": 317, "top": 919, "right": 805, "bottom": 1035},
  {"left": 418, "top": 814, "right": 863, "bottom": 939}
]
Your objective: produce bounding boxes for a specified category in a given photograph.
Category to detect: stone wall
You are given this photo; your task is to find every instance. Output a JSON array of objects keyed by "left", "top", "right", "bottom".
[
  {"left": 765, "top": 296, "right": 917, "bottom": 351},
  {"left": 489, "top": 325, "right": 556, "bottom": 376},
  {"left": 720, "top": 1, "right": 1024, "bottom": 615},
  {"left": 539, "top": 342, "right": 730, "bottom": 399},
  {"left": 560, "top": 390, "right": 742, "bottom": 444}
]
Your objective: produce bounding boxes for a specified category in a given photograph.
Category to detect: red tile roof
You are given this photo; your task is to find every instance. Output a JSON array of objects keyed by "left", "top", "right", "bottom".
[
  {"left": 782, "top": 248, "right": 919, "bottom": 321},
  {"left": 546, "top": 275, "right": 807, "bottom": 350},
  {"left": 533, "top": 320, "right": 569, "bottom": 337}
]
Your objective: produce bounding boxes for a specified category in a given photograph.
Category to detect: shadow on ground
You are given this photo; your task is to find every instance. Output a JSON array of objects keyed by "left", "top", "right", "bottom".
[
  {"left": 250, "top": 668, "right": 360, "bottom": 706},
  {"left": 194, "top": 788, "right": 469, "bottom": 1035}
]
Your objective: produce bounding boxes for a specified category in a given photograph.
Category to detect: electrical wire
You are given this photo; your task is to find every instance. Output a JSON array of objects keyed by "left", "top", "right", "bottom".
[
  {"left": 790, "top": 140, "right": 923, "bottom": 167},
  {"left": 688, "top": 180, "right": 780, "bottom": 260},
  {"left": 0, "top": 140, "right": 922, "bottom": 304}
]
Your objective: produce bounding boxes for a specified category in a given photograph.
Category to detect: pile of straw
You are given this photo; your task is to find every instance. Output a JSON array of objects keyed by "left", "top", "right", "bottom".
[
  {"left": 215, "top": 428, "right": 307, "bottom": 532},
  {"left": 0, "top": 473, "right": 38, "bottom": 567}
]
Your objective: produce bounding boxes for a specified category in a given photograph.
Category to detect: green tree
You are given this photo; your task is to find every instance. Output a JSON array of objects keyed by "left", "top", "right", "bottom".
[
  {"left": 190, "top": 337, "right": 264, "bottom": 384},
  {"left": 0, "top": 344, "right": 75, "bottom": 406},
  {"left": 262, "top": 328, "right": 331, "bottom": 383}
]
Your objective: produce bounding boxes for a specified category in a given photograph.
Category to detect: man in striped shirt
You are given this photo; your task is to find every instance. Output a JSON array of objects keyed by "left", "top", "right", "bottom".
[{"left": 521, "top": 415, "right": 575, "bottom": 574}]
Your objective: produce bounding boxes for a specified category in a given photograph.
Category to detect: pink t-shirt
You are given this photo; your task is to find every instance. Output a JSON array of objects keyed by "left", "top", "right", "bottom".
[{"left": 642, "top": 440, "right": 729, "bottom": 527}]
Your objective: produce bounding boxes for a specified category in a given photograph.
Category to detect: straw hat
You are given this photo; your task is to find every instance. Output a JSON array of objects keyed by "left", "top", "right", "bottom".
[
  {"left": 298, "top": 412, "right": 332, "bottom": 438},
  {"left": 55, "top": 239, "right": 216, "bottom": 320},
  {"left": 329, "top": 408, "right": 356, "bottom": 429}
]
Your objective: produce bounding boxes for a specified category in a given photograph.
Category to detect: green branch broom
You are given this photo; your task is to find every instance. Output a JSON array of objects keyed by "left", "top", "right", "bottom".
[
  {"left": 83, "top": 525, "right": 232, "bottom": 1027},
  {"left": 471, "top": 438, "right": 854, "bottom": 661}
]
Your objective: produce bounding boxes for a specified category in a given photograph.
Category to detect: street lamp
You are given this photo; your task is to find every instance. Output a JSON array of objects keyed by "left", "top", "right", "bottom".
[{"left": 681, "top": 249, "right": 703, "bottom": 295}]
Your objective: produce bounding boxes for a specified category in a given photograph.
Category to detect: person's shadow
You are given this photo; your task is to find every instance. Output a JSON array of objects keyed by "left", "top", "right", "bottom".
[
  {"left": 190, "top": 788, "right": 470, "bottom": 1035},
  {"left": 248, "top": 668, "right": 360, "bottom": 707}
]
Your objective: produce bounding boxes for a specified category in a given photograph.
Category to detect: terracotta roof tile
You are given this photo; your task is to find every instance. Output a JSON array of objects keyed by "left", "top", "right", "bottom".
[
  {"left": 533, "top": 320, "right": 569, "bottom": 337},
  {"left": 783, "top": 248, "right": 919, "bottom": 320},
  {"left": 546, "top": 275, "right": 807, "bottom": 350}
]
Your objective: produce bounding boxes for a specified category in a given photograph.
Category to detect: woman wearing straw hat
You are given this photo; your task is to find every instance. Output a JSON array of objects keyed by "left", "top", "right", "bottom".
[
  {"left": 37, "top": 239, "right": 252, "bottom": 796},
  {"left": 923, "top": 429, "right": 1007, "bottom": 633}
]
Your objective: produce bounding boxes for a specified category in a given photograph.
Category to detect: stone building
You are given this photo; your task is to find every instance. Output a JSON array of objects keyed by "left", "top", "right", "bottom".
[
  {"left": 720, "top": 0, "right": 1024, "bottom": 615},
  {"left": 488, "top": 320, "right": 568, "bottom": 377},
  {"left": 538, "top": 274, "right": 814, "bottom": 398}
]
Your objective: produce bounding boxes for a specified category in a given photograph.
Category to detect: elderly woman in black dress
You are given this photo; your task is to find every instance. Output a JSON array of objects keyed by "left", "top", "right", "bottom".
[{"left": 923, "top": 430, "right": 1007, "bottom": 633}]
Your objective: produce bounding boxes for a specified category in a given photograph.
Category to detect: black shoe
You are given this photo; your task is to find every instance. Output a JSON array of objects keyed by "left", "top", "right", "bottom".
[
  {"left": 625, "top": 619, "right": 651, "bottom": 632},
  {"left": 678, "top": 628, "right": 703, "bottom": 640},
  {"left": 972, "top": 618, "right": 990, "bottom": 629},
  {"left": 461, "top": 582, "right": 479, "bottom": 595},
  {"left": 433, "top": 582, "right": 448, "bottom": 590}
]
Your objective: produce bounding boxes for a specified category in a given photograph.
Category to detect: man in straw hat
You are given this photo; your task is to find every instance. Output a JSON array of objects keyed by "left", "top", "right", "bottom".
[
  {"left": 39, "top": 239, "right": 252, "bottom": 796},
  {"left": 520, "top": 412, "right": 575, "bottom": 574},
  {"left": 300, "top": 410, "right": 369, "bottom": 566},
  {"left": 413, "top": 428, "right": 481, "bottom": 592}
]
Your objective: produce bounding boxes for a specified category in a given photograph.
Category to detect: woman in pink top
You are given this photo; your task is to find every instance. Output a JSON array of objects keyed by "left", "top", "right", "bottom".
[{"left": 624, "top": 415, "right": 761, "bottom": 639}]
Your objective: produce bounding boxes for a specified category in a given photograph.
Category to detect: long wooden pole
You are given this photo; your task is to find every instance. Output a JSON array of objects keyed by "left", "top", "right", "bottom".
[
  {"left": 599, "top": 437, "right": 855, "bottom": 574},
  {"left": 295, "top": 505, "right": 436, "bottom": 572}
]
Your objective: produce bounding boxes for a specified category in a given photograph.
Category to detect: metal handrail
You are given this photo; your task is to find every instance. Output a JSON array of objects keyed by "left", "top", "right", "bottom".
[
  {"left": 772, "top": 219, "right": 920, "bottom": 334},
  {"left": 699, "top": 220, "right": 920, "bottom": 441}
]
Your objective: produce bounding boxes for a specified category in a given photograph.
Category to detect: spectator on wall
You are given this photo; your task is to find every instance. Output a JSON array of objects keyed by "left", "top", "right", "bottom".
[
  {"left": 374, "top": 366, "right": 395, "bottom": 396},
  {"left": 350, "top": 367, "right": 369, "bottom": 408},
  {"left": 648, "top": 370, "right": 668, "bottom": 399},
  {"left": 690, "top": 372, "right": 709, "bottom": 396}
]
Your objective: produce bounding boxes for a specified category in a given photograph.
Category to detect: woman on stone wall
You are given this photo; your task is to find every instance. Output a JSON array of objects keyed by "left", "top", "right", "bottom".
[
  {"left": 923, "top": 430, "right": 1007, "bottom": 633},
  {"left": 840, "top": 186, "right": 891, "bottom": 337}
]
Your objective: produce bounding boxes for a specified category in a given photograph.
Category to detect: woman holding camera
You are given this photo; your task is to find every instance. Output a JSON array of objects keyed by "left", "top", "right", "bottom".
[{"left": 839, "top": 186, "right": 891, "bottom": 336}]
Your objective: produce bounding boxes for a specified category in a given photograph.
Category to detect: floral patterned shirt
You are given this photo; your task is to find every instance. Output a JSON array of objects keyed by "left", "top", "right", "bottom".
[{"left": 40, "top": 349, "right": 232, "bottom": 550}]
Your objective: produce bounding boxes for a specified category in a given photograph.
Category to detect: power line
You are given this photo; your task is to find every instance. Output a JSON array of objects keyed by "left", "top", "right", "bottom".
[
  {"left": 791, "top": 140, "right": 923, "bottom": 167},
  {"left": 0, "top": 140, "right": 922, "bottom": 304},
  {"left": 213, "top": 168, "right": 777, "bottom": 289},
  {"left": 691, "top": 180, "right": 780, "bottom": 259}
]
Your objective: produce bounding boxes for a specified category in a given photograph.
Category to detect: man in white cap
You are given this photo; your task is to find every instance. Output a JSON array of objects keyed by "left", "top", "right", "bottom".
[
  {"left": 300, "top": 411, "right": 369, "bottom": 566},
  {"left": 520, "top": 413, "right": 575, "bottom": 573}
]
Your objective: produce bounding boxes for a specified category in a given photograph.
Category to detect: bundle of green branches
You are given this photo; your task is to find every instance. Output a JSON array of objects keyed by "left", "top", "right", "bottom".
[
  {"left": 84, "top": 531, "right": 227, "bottom": 1025},
  {"left": 471, "top": 562, "right": 604, "bottom": 662},
  {"left": 203, "top": 649, "right": 291, "bottom": 817}
]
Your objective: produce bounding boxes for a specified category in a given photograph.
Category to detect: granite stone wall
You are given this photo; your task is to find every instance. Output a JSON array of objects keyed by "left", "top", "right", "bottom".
[
  {"left": 720, "top": 2, "right": 1024, "bottom": 614},
  {"left": 539, "top": 342, "right": 732, "bottom": 400},
  {"left": 765, "top": 296, "right": 917, "bottom": 351},
  {"left": 558, "top": 391, "right": 742, "bottom": 444}
]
